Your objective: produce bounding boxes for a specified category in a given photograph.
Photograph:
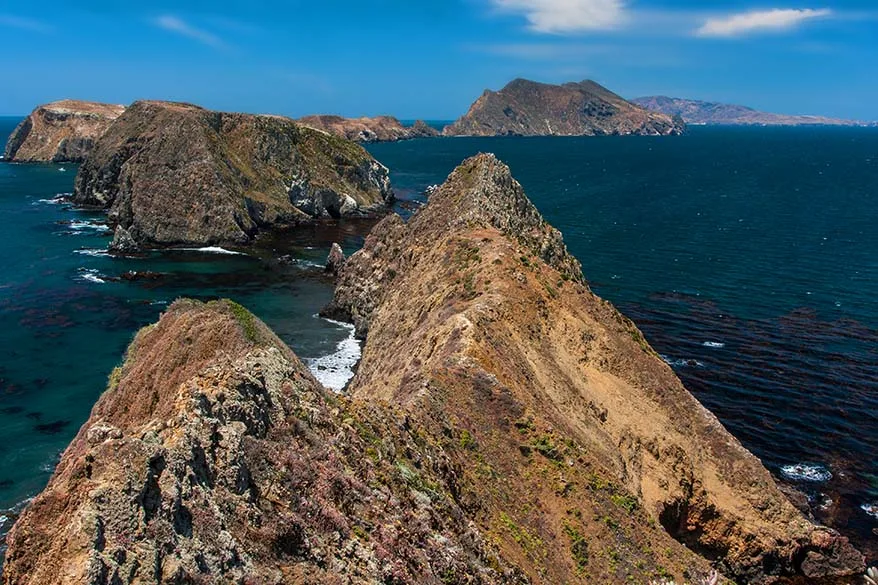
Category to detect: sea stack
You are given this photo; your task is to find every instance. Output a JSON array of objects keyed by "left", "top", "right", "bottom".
[
  {"left": 3, "top": 155, "right": 863, "bottom": 585},
  {"left": 298, "top": 114, "right": 440, "bottom": 142},
  {"left": 444, "top": 79, "right": 685, "bottom": 137},
  {"left": 72, "top": 101, "right": 393, "bottom": 249},
  {"left": 3, "top": 100, "right": 125, "bottom": 163}
]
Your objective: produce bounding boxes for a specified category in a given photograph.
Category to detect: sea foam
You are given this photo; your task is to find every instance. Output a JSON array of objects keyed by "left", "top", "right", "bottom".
[
  {"left": 306, "top": 317, "right": 362, "bottom": 391},
  {"left": 175, "top": 246, "right": 246, "bottom": 256},
  {"left": 780, "top": 463, "right": 833, "bottom": 483},
  {"left": 702, "top": 341, "right": 725, "bottom": 348},
  {"left": 76, "top": 268, "right": 106, "bottom": 284}
]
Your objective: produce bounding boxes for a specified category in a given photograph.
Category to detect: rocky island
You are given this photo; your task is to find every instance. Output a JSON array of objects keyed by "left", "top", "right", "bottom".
[
  {"left": 632, "top": 96, "right": 865, "bottom": 126},
  {"left": 3, "top": 154, "right": 864, "bottom": 585},
  {"left": 298, "top": 115, "right": 439, "bottom": 142},
  {"left": 444, "top": 79, "right": 685, "bottom": 137},
  {"left": 3, "top": 100, "right": 125, "bottom": 163},
  {"left": 72, "top": 100, "right": 392, "bottom": 250}
]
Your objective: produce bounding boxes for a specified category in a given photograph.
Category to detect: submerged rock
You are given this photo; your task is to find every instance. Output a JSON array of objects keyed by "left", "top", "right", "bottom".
[
  {"left": 108, "top": 225, "right": 138, "bottom": 254},
  {"left": 443, "top": 78, "right": 685, "bottom": 137},
  {"left": 73, "top": 101, "right": 393, "bottom": 249},
  {"left": 324, "top": 242, "right": 346, "bottom": 276},
  {"left": 298, "top": 114, "right": 439, "bottom": 142},
  {"left": 3, "top": 100, "right": 125, "bottom": 163}
]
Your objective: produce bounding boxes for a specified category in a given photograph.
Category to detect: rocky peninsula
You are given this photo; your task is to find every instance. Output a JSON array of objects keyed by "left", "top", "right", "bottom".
[
  {"left": 3, "top": 154, "right": 864, "bottom": 585},
  {"left": 298, "top": 115, "right": 439, "bottom": 142},
  {"left": 72, "top": 101, "right": 392, "bottom": 250},
  {"left": 3, "top": 100, "right": 125, "bottom": 163},
  {"left": 444, "top": 79, "right": 685, "bottom": 137}
]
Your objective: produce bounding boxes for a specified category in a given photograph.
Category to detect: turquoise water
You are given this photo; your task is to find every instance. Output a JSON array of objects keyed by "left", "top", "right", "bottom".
[{"left": 1, "top": 119, "right": 876, "bottom": 560}]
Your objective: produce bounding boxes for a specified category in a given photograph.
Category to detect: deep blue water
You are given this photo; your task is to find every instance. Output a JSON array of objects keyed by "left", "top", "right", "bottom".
[{"left": 1, "top": 119, "right": 876, "bottom": 560}]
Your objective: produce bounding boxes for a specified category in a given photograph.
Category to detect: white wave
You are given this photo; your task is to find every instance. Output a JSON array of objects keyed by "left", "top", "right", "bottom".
[
  {"left": 702, "top": 341, "right": 725, "bottom": 348},
  {"left": 74, "top": 248, "right": 110, "bottom": 257},
  {"left": 76, "top": 268, "right": 106, "bottom": 284},
  {"left": 660, "top": 354, "right": 705, "bottom": 368},
  {"left": 58, "top": 167, "right": 66, "bottom": 172},
  {"left": 861, "top": 502, "right": 878, "bottom": 519},
  {"left": 175, "top": 246, "right": 246, "bottom": 256},
  {"left": 780, "top": 463, "right": 832, "bottom": 483},
  {"left": 306, "top": 317, "right": 362, "bottom": 391},
  {"left": 67, "top": 220, "right": 111, "bottom": 233},
  {"left": 33, "top": 194, "right": 69, "bottom": 205}
]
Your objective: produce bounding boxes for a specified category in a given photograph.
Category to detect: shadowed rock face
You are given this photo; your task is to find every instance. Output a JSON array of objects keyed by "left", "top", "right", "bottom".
[
  {"left": 72, "top": 101, "right": 393, "bottom": 248},
  {"left": 298, "top": 115, "right": 440, "bottom": 142},
  {"left": 2, "top": 156, "right": 864, "bottom": 585},
  {"left": 444, "top": 79, "right": 685, "bottom": 137},
  {"left": 3, "top": 100, "right": 125, "bottom": 162}
]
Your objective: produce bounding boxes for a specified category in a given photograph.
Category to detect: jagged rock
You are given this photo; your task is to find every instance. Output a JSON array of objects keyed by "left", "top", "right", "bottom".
[
  {"left": 327, "top": 153, "right": 863, "bottom": 584},
  {"left": 3, "top": 100, "right": 125, "bottom": 163},
  {"left": 73, "top": 101, "right": 393, "bottom": 249},
  {"left": 443, "top": 79, "right": 685, "bottom": 137},
  {"left": 298, "top": 114, "right": 440, "bottom": 142},
  {"left": 325, "top": 242, "right": 346, "bottom": 276},
  {"left": 108, "top": 225, "right": 138, "bottom": 254}
]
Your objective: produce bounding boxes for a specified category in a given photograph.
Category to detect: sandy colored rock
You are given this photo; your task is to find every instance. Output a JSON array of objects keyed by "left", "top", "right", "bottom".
[
  {"left": 73, "top": 101, "right": 393, "bottom": 248},
  {"left": 299, "top": 114, "right": 439, "bottom": 142},
  {"left": 444, "top": 79, "right": 685, "bottom": 137},
  {"left": 3, "top": 100, "right": 125, "bottom": 162}
]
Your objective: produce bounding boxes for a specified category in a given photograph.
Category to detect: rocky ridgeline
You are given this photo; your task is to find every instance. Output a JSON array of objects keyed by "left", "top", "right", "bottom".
[
  {"left": 71, "top": 101, "right": 392, "bottom": 250},
  {"left": 444, "top": 79, "right": 685, "bottom": 137},
  {"left": 3, "top": 154, "right": 865, "bottom": 585},
  {"left": 298, "top": 115, "right": 439, "bottom": 142},
  {"left": 633, "top": 96, "right": 865, "bottom": 126},
  {"left": 3, "top": 100, "right": 125, "bottom": 163}
]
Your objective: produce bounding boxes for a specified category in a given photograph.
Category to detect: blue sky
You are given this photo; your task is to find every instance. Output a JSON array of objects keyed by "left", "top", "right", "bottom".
[{"left": 1, "top": 0, "right": 876, "bottom": 120}]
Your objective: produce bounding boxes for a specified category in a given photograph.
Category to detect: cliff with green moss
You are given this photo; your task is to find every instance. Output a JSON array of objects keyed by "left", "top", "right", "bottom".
[{"left": 72, "top": 101, "right": 392, "bottom": 249}]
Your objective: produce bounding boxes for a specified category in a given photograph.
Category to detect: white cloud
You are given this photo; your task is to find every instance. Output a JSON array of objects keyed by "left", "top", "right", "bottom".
[
  {"left": 696, "top": 8, "right": 832, "bottom": 38},
  {"left": 491, "top": 0, "right": 627, "bottom": 33},
  {"left": 153, "top": 15, "right": 225, "bottom": 49},
  {"left": 0, "top": 14, "right": 53, "bottom": 33}
]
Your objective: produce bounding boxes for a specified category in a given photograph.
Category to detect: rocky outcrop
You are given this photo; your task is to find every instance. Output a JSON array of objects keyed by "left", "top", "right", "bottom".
[
  {"left": 633, "top": 96, "right": 865, "bottom": 126},
  {"left": 3, "top": 100, "right": 125, "bottom": 162},
  {"left": 444, "top": 79, "right": 685, "bottom": 137},
  {"left": 73, "top": 101, "right": 392, "bottom": 248},
  {"left": 298, "top": 115, "right": 439, "bottom": 142},
  {"left": 324, "top": 242, "right": 346, "bottom": 276},
  {"left": 326, "top": 154, "right": 863, "bottom": 583},
  {"left": 3, "top": 156, "right": 864, "bottom": 585}
]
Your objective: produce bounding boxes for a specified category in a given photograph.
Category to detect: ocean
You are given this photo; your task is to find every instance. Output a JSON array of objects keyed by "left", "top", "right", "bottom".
[{"left": 1, "top": 118, "right": 876, "bottom": 561}]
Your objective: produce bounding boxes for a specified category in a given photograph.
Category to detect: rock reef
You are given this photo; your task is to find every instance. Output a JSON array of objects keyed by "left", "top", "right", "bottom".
[
  {"left": 298, "top": 115, "right": 439, "bottom": 142},
  {"left": 3, "top": 100, "right": 125, "bottom": 163},
  {"left": 444, "top": 79, "right": 685, "bottom": 137},
  {"left": 73, "top": 101, "right": 392, "bottom": 249},
  {"left": 3, "top": 156, "right": 864, "bottom": 585}
]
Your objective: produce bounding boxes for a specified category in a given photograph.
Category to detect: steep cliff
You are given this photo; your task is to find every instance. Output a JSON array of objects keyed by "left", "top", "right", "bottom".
[
  {"left": 444, "top": 79, "right": 685, "bottom": 137},
  {"left": 3, "top": 100, "right": 125, "bottom": 163},
  {"left": 73, "top": 101, "right": 392, "bottom": 248},
  {"left": 2, "top": 156, "right": 864, "bottom": 585},
  {"left": 298, "top": 115, "right": 439, "bottom": 142},
  {"left": 633, "top": 96, "right": 863, "bottom": 126}
]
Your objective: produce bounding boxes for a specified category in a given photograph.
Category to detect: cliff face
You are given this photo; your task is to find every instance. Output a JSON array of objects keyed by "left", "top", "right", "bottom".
[
  {"left": 73, "top": 101, "right": 392, "bottom": 248},
  {"left": 3, "top": 100, "right": 125, "bottom": 162},
  {"left": 632, "top": 96, "right": 863, "bottom": 126},
  {"left": 298, "top": 115, "right": 439, "bottom": 142},
  {"left": 2, "top": 156, "right": 864, "bottom": 585},
  {"left": 444, "top": 79, "right": 685, "bottom": 137}
]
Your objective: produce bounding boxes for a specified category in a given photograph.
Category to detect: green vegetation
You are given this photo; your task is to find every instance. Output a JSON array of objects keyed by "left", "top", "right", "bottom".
[
  {"left": 107, "top": 366, "right": 123, "bottom": 391},
  {"left": 499, "top": 512, "right": 544, "bottom": 557},
  {"left": 611, "top": 493, "right": 639, "bottom": 514},
  {"left": 225, "top": 299, "right": 259, "bottom": 342},
  {"left": 563, "top": 523, "right": 589, "bottom": 570},
  {"left": 459, "top": 429, "right": 477, "bottom": 450},
  {"left": 530, "top": 435, "right": 562, "bottom": 461}
]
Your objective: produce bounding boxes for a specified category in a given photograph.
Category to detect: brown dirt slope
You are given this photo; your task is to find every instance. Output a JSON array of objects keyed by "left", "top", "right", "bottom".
[
  {"left": 73, "top": 101, "right": 392, "bottom": 248},
  {"left": 326, "top": 153, "right": 864, "bottom": 584},
  {"left": 299, "top": 115, "right": 439, "bottom": 142},
  {"left": 444, "top": 79, "right": 685, "bottom": 137},
  {"left": 3, "top": 100, "right": 125, "bottom": 162}
]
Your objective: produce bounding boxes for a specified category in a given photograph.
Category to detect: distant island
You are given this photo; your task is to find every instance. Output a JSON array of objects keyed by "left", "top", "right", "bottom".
[
  {"left": 298, "top": 115, "right": 439, "bottom": 142},
  {"left": 633, "top": 96, "right": 869, "bottom": 126},
  {"left": 444, "top": 79, "right": 685, "bottom": 137}
]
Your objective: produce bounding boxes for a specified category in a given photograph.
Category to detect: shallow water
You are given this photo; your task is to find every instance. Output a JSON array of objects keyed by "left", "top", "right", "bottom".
[{"left": 1, "top": 119, "right": 876, "bottom": 561}]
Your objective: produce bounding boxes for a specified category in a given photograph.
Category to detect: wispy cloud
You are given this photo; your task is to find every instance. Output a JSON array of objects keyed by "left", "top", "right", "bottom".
[
  {"left": 489, "top": 0, "right": 627, "bottom": 33},
  {"left": 153, "top": 15, "right": 225, "bottom": 49},
  {"left": 696, "top": 8, "right": 833, "bottom": 38},
  {"left": 0, "top": 14, "right": 53, "bottom": 33}
]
